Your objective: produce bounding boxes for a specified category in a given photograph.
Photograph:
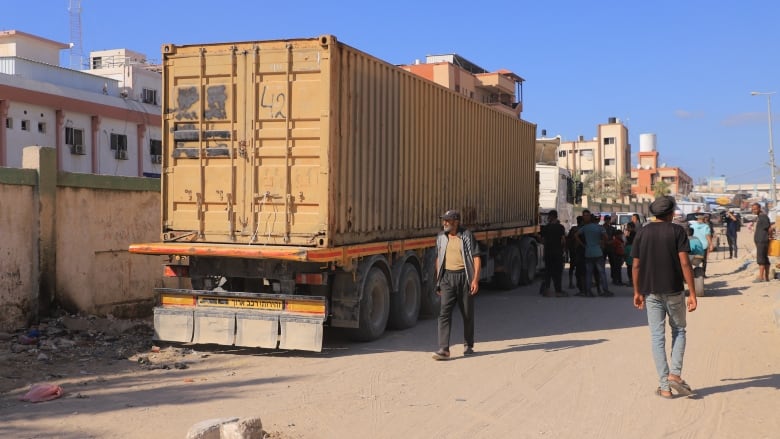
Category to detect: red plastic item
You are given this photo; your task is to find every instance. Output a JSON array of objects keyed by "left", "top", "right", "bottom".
[{"left": 19, "top": 383, "right": 64, "bottom": 403}]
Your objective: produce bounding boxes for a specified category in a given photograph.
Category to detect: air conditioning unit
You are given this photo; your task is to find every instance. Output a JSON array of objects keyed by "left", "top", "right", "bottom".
[
  {"left": 151, "top": 154, "right": 162, "bottom": 164},
  {"left": 116, "top": 150, "right": 128, "bottom": 160},
  {"left": 70, "top": 144, "right": 86, "bottom": 155}
]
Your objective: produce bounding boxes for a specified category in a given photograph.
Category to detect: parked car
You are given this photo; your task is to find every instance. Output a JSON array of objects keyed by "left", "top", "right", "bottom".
[{"left": 614, "top": 212, "right": 647, "bottom": 230}]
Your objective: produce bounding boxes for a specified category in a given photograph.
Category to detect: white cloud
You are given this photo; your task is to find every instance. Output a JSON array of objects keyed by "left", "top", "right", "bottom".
[
  {"left": 721, "top": 112, "right": 767, "bottom": 127},
  {"left": 674, "top": 109, "right": 704, "bottom": 119}
]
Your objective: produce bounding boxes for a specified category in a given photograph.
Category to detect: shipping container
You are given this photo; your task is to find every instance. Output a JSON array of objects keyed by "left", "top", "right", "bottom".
[
  {"left": 131, "top": 36, "right": 540, "bottom": 352},
  {"left": 159, "top": 35, "right": 536, "bottom": 247}
]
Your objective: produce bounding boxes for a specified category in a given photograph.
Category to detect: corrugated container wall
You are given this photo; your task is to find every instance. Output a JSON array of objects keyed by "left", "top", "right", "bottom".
[{"left": 161, "top": 36, "right": 536, "bottom": 247}]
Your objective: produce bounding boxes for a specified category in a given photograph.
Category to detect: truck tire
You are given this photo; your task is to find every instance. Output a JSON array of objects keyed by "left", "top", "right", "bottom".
[
  {"left": 349, "top": 267, "right": 390, "bottom": 341},
  {"left": 519, "top": 243, "right": 537, "bottom": 285},
  {"left": 419, "top": 249, "right": 440, "bottom": 317},
  {"left": 388, "top": 263, "right": 421, "bottom": 330},
  {"left": 495, "top": 244, "right": 522, "bottom": 290}
]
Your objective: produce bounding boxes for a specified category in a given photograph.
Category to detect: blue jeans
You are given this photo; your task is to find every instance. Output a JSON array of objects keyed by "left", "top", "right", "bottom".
[
  {"left": 584, "top": 256, "right": 609, "bottom": 294},
  {"left": 645, "top": 292, "right": 687, "bottom": 391}
]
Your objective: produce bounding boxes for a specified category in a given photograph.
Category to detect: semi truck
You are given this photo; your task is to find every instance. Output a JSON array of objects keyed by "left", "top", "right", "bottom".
[
  {"left": 537, "top": 164, "right": 575, "bottom": 232},
  {"left": 129, "top": 35, "right": 540, "bottom": 352}
]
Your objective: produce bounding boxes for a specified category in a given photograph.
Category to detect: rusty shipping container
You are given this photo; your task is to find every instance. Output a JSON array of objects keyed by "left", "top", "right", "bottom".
[{"left": 161, "top": 35, "right": 537, "bottom": 247}]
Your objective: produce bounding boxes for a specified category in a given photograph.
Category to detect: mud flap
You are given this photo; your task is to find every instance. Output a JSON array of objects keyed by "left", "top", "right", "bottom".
[
  {"left": 153, "top": 307, "right": 194, "bottom": 342},
  {"left": 193, "top": 309, "right": 236, "bottom": 345},
  {"left": 235, "top": 311, "right": 280, "bottom": 349},
  {"left": 279, "top": 315, "right": 326, "bottom": 352}
]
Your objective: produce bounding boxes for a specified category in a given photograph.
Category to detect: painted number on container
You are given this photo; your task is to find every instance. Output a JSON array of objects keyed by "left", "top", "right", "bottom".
[{"left": 260, "top": 86, "right": 286, "bottom": 119}]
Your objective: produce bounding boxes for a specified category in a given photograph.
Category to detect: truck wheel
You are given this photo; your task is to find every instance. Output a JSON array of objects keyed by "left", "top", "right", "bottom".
[
  {"left": 349, "top": 267, "right": 390, "bottom": 341},
  {"left": 389, "top": 263, "right": 421, "bottom": 329},
  {"left": 495, "top": 245, "right": 522, "bottom": 289},
  {"left": 519, "top": 244, "right": 537, "bottom": 285},
  {"left": 419, "top": 249, "right": 441, "bottom": 317}
]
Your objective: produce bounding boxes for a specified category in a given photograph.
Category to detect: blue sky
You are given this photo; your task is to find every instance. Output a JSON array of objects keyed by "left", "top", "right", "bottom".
[{"left": 5, "top": 0, "right": 780, "bottom": 185}]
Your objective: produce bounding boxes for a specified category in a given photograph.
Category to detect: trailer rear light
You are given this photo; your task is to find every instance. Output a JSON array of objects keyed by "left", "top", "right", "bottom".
[
  {"left": 160, "top": 294, "right": 196, "bottom": 306},
  {"left": 164, "top": 265, "right": 189, "bottom": 277},
  {"left": 295, "top": 273, "right": 328, "bottom": 285},
  {"left": 286, "top": 299, "right": 327, "bottom": 315}
]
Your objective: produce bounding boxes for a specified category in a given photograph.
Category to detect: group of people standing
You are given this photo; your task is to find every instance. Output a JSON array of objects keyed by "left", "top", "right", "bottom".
[{"left": 539, "top": 210, "right": 643, "bottom": 298}]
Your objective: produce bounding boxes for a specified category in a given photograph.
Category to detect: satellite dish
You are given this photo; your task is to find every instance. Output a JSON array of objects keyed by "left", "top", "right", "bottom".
[
  {"left": 636, "top": 163, "right": 642, "bottom": 169},
  {"left": 661, "top": 163, "right": 666, "bottom": 168}
]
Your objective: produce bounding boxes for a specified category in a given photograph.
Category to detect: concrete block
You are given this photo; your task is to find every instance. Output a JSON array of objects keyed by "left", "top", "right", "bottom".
[
  {"left": 186, "top": 417, "right": 263, "bottom": 439},
  {"left": 186, "top": 417, "right": 238, "bottom": 439},
  {"left": 220, "top": 417, "right": 263, "bottom": 439}
]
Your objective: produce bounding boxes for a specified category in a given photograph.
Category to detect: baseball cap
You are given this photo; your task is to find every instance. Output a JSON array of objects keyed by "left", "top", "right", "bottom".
[{"left": 440, "top": 210, "right": 460, "bottom": 221}]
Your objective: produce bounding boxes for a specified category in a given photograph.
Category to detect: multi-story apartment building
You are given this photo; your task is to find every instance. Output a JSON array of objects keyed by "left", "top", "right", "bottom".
[
  {"left": 630, "top": 133, "right": 693, "bottom": 200},
  {"left": 400, "top": 54, "right": 524, "bottom": 119},
  {"left": 556, "top": 117, "right": 632, "bottom": 196},
  {"left": 0, "top": 30, "right": 161, "bottom": 177}
]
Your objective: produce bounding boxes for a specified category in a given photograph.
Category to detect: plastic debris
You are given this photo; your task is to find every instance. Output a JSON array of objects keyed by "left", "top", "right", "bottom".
[{"left": 19, "top": 383, "right": 64, "bottom": 403}]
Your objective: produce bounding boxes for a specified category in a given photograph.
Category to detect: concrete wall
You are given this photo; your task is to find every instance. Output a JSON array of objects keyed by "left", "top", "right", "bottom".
[
  {"left": 0, "top": 146, "right": 162, "bottom": 331},
  {"left": 0, "top": 169, "right": 38, "bottom": 331}
]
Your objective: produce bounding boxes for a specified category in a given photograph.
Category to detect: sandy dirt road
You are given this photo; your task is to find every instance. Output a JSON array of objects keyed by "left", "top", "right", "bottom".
[{"left": 2, "top": 231, "right": 779, "bottom": 439}]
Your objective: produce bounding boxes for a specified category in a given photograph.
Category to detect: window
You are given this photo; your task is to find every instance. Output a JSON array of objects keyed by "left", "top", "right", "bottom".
[
  {"left": 65, "top": 127, "right": 84, "bottom": 146},
  {"left": 581, "top": 170, "right": 593, "bottom": 176},
  {"left": 630, "top": 178, "right": 638, "bottom": 185},
  {"left": 604, "top": 158, "right": 615, "bottom": 166},
  {"left": 92, "top": 57, "right": 102, "bottom": 69},
  {"left": 579, "top": 149, "right": 593, "bottom": 158},
  {"left": 662, "top": 176, "right": 676, "bottom": 183},
  {"left": 603, "top": 137, "right": 615, "bottom": 145},
  {"left": 149, "top": 139, "right": 162, "bottom": 155},
  {"left": 5, "top": 118, "right": 11, "bottom": 129},
  {"left": 21, "top": 120, "right": 30, "bottom": 131},
  {"left": 142, "top": 88, "right": 158, "bottom": 105},
  {"left": 558, "top": 150, "right": 567, "bottom": 157},
  {"left": 110, "top": 133, "right": 127, "bottom": 151},
  {"left": 37, "top": 122, "right": 46, "bottom": 133}
]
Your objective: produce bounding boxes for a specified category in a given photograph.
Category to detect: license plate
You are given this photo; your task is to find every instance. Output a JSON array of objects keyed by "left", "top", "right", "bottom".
[{"left": 197, "top": 296, "right": 283, "bottom": 311}]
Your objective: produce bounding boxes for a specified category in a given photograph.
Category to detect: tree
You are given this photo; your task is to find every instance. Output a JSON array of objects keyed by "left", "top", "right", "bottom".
[
  {"left": 653, "top": 180, "right": 671, "bottom": 198},
  {"left": 579, "top": 170, "right": 627, "bottom": 200}
]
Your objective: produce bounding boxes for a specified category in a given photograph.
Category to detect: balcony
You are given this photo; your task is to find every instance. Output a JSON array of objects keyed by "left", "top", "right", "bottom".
[{"left": 475, "top": 72, "right": 516, "bottom": 96}]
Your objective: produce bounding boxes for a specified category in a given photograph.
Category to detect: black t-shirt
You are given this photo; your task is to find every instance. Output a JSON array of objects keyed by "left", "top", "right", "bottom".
[
  {"left": 630, "top": 221, "right": 690, "bottom": 295},
  {"left": 541, "top": 222, "right": 566, "bottom": 255},
  {"left": 754, "top": 213, "right": 770, "bottom": 244}
]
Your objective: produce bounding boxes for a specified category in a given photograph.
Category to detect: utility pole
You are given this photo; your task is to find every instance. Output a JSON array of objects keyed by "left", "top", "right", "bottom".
[{"left": 751, "top": 91, "right": 777, "bottom": 207}]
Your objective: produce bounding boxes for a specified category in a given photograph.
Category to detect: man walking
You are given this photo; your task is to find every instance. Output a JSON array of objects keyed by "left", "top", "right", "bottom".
[
  {"left": 631, "top": 196, "right": 697, "bottom": 399},
  {"left": 724, "top": 210, "right": 741, "bottom": 259},
  {"left": 751, "top": 203, "right": 774, "bottom": 283},
  {"left": 539, "top": 210, "right": 567, "bottom": 297},
  {"left": 575, "top": 210, "right": 612, "bottom": 297},
  {"left": 433, "top": 210, "right": 482, "bottom": 360}
]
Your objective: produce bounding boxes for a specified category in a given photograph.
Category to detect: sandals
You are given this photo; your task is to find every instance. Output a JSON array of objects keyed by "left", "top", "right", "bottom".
[
  {"left": 656, "top": 387, "right": 674, "bottom": 399},
  {"left": 669, "top": 379, "right": 694, "bottom": 396}
]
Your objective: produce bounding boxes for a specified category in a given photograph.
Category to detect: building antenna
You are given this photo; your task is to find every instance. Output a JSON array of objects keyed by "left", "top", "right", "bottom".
[{"left": 68, "top": 0, "right": 84, "bottom": 69}]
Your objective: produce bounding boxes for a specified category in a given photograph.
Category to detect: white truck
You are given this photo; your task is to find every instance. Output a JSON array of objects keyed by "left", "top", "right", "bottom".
[{"left": 536, "top": 164, "right": 575, "bottom": 232}]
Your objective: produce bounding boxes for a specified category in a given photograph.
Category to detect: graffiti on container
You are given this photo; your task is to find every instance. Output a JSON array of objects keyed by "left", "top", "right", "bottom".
[
  {"left": 175, "top": 87, "right": 198, "bottom": 120},
  {"left": 205, "top": 85, "right": 227, "bottom": 120},
  {"left": 260, "top": 85, "right": 286, "bottom": 119},
  {"left": 174, "top": 85, "right": 228, "bottom": 121}
]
